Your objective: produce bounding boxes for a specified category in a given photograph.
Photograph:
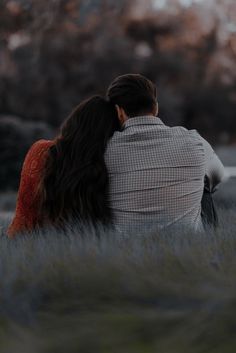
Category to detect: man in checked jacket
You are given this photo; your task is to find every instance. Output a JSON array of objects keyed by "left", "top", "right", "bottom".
[{"left": 105, "top": 74, "right": 225, "bottom": 232}]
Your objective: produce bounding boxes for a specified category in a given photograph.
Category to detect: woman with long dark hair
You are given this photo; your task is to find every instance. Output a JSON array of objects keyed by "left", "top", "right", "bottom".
[{"left": 7, "top": 96, "right": 120, "bottom": 237}]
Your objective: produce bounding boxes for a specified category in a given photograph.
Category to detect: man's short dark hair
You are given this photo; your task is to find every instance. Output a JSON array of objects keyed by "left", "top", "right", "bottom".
[{"left": 106, "top": 74, "right": 157, "bottom": 117}]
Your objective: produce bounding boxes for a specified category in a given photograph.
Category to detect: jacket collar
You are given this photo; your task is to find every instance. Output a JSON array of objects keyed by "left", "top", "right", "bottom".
[{"left": 123, "top": 116, "right": 164, "bottom": 129}]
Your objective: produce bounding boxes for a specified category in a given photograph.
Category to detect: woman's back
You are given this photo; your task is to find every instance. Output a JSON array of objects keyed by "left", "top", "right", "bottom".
[{"left": 8, "top": 96, "right": 120, "bottom": 237}]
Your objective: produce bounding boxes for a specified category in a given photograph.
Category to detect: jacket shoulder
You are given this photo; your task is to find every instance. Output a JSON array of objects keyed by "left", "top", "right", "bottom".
[
  {"left": 29, "top": 139, "right": 54, "bottom": 152},
  {"left": 22, "top": 139, "right": 54, "bottom": 176},
  {"left": 26, "top": 139, "right": 54, "bottom": 158}
]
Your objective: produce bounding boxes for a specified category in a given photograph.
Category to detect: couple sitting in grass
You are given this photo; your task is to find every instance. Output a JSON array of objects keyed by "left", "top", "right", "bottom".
[{"left": 8, "top": 74, "right": 225, "bottom": 237}]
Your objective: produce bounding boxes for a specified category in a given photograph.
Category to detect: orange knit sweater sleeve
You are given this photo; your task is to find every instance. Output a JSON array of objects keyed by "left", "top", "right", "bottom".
[{"left": 7, "top": 139, "right": 54, "bottom": 238}]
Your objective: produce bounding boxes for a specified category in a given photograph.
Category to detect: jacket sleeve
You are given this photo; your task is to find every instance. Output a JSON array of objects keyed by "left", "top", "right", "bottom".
[{"left": 7, "top": 140, "right": 53, "bottom": 238}]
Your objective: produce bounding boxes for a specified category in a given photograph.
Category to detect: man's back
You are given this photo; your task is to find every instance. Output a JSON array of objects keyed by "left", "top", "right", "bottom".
[{"left": 105, "top": 116, "right": 223, "bottom": 232}]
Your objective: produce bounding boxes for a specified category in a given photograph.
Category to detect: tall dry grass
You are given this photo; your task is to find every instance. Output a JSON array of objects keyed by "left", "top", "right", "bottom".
[{"left": 0, "top": 204, "right": 236, "bottom": 352}]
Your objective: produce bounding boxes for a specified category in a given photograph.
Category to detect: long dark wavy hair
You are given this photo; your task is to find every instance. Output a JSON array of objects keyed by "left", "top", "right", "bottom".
[{"left": 38, "top": 96, "right": 120, "bottom": 227}]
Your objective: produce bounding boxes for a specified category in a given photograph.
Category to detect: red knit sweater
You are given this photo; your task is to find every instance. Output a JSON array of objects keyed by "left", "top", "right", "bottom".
[{"left": 7, "top": 140, "right": 54, "bottom": 238}]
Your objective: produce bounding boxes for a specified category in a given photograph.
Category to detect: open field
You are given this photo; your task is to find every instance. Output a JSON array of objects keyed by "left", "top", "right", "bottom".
[{"left": 0, "top": 201, "right": 236, "bottom": 352}]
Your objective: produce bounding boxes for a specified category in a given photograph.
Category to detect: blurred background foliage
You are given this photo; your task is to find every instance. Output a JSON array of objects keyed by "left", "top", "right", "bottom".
[{"left": 0, "top": 0, "right": 236, "bottom": 189}]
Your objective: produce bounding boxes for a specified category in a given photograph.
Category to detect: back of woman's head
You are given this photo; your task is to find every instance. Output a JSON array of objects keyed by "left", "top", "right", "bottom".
[
  {"left": 40, "top": 95, "right": 120, "bottom": 227},
  {"left": 107, "top": 74, "right": 157, "bottom": 117}
]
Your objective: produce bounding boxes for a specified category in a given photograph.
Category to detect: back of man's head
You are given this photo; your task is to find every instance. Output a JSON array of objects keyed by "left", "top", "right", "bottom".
[{"left": 106, "top": 74, "right": 157, "bottom": 118}]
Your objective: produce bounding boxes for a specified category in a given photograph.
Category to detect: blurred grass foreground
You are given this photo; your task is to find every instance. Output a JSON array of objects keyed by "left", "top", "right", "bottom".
[{"left": 0, "top": 207, "right": 236, "bottom": 352}]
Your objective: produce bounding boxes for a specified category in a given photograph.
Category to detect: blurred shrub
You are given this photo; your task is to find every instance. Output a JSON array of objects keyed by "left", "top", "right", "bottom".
[{"left": 0, "top": 115, "right": 53, "bottom": 190}]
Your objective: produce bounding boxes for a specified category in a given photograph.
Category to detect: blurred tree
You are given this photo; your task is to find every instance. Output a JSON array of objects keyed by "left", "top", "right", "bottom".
[{"left": 0, "top": 0, "right": 236, "bottom": 189}]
